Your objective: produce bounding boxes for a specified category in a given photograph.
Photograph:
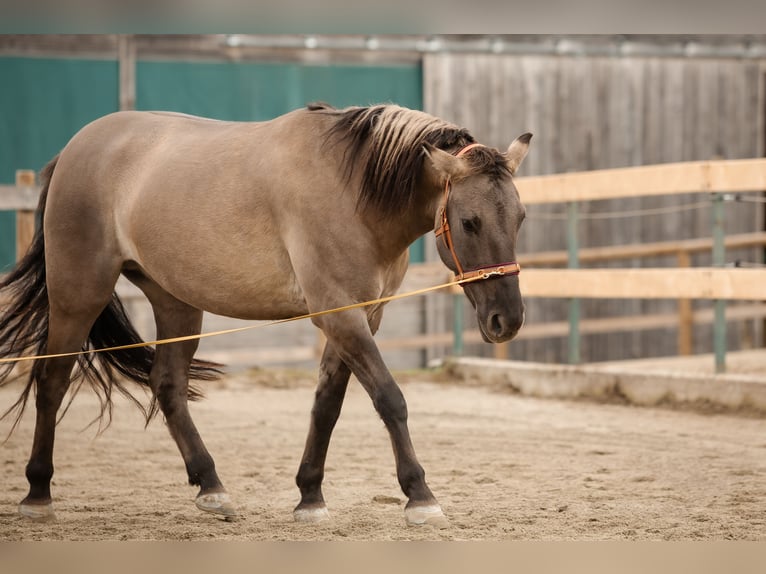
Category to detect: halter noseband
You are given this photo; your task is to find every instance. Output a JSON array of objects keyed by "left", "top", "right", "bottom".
[{"left": 434, "top": 143, "right": 521, "bottom": 282}]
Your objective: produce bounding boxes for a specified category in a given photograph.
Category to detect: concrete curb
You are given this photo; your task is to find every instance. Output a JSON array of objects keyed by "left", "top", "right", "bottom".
[{"left": 444, "top": 357, "right": 766, "bottom": 416}]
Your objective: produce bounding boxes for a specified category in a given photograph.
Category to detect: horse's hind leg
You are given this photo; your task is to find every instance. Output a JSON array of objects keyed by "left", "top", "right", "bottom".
[
  {"left": 133, "top": 278, "right": 236, "bottom": 519},
  {"left": 19, "top": 302, "right": 112, "bottom": 520},
  {"left": 294, "top": 344, "right": 351, "bottom": 522}
]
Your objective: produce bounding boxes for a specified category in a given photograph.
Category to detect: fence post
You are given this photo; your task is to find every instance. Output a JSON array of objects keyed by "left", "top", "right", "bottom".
[
  {"left": 452, "top": 288, "right": 464, "bottom": 356},
  {"left": 15, "top": 170, "right": 36, "bottom": 261},
  {"left": 676, "top": 250, "right": 693, "bottom": 355},
  {"left": 711, "top": 193, "right": 726, "bottom": 373},
  {"left": 567, "top": 201, "right": 581, "bottom": 364},
  {"left": 118, "top": 34, "right": 136, "bottom": 111}
]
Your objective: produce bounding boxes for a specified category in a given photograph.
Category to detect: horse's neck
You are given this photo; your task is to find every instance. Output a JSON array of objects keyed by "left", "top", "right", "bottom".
[{"left": 365, "top": 188, "right": 440, "bottom": 263}]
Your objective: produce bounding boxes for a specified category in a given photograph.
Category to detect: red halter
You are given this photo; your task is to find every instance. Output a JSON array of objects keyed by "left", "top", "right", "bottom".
[{"left": 434, "top": 143, "right": 521, "bottom": 282}]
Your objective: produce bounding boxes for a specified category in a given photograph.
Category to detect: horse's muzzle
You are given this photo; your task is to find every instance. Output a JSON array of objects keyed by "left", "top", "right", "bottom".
[{"left": 480, "top": 304, "right": 525, "bottom": 343}]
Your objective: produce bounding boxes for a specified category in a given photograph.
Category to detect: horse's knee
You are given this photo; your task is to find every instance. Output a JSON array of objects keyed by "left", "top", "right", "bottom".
[{"left": 372, "top": 384, "right": 408, "bottom": 425}]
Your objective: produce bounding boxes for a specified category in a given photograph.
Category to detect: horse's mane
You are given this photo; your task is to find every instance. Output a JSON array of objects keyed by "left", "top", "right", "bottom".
[{"left": 309, "top": 102, "right": 511, "bottom": 218}]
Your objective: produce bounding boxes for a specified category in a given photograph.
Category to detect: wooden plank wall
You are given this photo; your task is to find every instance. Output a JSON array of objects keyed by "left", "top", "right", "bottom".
[{"left": 424, "top": 53, "right": 766, "bottom": 363}]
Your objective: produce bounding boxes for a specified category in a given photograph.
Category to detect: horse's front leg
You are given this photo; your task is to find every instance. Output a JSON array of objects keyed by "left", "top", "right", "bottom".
[
  {"left": 313, "top": 309, "right": 447, "bottom": 528},
  {"left": 294, "top": 343, "right": 351, "bottom": 522}
]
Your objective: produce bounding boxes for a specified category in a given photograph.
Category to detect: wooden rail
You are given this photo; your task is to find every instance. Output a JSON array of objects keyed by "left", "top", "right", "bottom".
[
  {"left": 0, "top": 183, "right": 38, "bottom": 210},
  {"left": 379, "top": 301, "right": 766, "bottom": 352},
  {"left": 520, "top": 268, "right": 766, "bottom": 300},
  {"left": 520, "top": 232, "right": 766, "bottom": 267},
  {"left": 516, "top": 158, "right": 766, "bottom": 204}
]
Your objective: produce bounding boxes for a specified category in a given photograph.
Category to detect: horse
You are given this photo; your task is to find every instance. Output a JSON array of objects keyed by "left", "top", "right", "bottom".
[{"left": 0, "top": 102, "right": 531, "bottom": 527}]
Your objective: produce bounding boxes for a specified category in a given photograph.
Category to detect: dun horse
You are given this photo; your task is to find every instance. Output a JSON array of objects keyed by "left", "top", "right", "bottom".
[{"left": 0, "top": 103, "right": 530, "bottom": 526}]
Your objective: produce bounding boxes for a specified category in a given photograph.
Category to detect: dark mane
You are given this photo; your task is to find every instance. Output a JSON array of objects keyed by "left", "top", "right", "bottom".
[{"left": 311, "top": 103, "right": 508, "bottom": 218}]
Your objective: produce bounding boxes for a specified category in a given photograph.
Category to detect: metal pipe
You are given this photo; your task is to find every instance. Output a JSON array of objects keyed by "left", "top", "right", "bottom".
[
  {"left": 219, "top": 34, "right": 766, "bottom": 60},
  {"left": 452, "top": 293, "right": 464, "bottom": 356},
  {"left": 712, "top": 193, "right": 727, "bottom": 373},
  {"left": 567, "top": 201, "right": 581, "bottom": 364}
]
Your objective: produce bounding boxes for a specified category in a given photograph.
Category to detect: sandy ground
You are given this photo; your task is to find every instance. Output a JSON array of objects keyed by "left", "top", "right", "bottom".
[{"left": 1, "top": 369, "right": 765, "bottom": 541}]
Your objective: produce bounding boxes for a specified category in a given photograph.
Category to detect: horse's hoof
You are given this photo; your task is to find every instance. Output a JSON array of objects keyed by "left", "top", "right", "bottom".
[
  {"left": 18, "top": 501, "right": 56, "bottom": 521},
  {"left": 195, "top": 492, "right": 238, "bottom": 520},
  {"left": 293, "top": 505, "right": 330, "bottom": 523},
  {"left": 405, "top": 504, "right": 448, "bottom": 528}
]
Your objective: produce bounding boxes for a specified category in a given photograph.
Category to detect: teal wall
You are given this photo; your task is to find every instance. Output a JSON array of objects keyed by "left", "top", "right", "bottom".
[
  {"left": 136, "top": 60, "right": 422, "bottom": 119},
  {"left": 0, "top": 57, "right": 119, "bottom": 270},
  {"left": 0, "top": 56, "right": 423, "bottom": 270}
]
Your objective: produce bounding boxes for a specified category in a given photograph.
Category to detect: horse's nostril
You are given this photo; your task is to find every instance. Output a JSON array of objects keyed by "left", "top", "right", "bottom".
[{"left": 490, "top": 313, "right": 503, "bottom": 337}]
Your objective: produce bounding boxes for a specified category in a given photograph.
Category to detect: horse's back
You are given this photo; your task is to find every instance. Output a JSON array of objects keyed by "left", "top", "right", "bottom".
[
  {"left": 47, "top": 110, "right": 263, "bottom": 256},
  {"left": 44, "top": 108, "right": 367, "bottom": 320}
]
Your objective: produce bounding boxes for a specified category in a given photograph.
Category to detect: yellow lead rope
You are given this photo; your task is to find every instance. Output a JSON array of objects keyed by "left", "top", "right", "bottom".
[{"left": 0, "top": 274, "right": 486, "bottom": 366}]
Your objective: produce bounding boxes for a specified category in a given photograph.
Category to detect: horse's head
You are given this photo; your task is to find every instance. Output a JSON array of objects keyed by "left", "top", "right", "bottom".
[{"left": 425, "top": 134, "right": 531, "bottom": 343}]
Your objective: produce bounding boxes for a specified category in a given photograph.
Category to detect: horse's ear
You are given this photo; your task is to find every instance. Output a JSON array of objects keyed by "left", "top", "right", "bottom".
[
  {"left": 506, "top": 133, "right": 532, "bottom": 175},
  {"left": 422, "top": 144, "right": 470, "bottom": 185}
]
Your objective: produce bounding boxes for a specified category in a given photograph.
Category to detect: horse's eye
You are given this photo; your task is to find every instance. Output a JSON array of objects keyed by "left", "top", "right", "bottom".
[{"left": 461, "top": 217, "right": 480, "bottom": 234}]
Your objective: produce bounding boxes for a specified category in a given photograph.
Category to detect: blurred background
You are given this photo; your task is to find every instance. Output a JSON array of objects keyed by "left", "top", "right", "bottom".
[{"left": 2, "top": 34, "right": 765, "bottom": 370}]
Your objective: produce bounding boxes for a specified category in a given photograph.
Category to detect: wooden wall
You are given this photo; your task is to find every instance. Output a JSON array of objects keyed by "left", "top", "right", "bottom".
[{"left": 424, "top": 53, "right": 766, "bottom": 363}]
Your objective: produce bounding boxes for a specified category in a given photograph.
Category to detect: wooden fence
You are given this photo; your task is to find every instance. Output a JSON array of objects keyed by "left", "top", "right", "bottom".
[
  {"left": 425, "top": 51, "right": 766, "bottom": 365},
  {"left": 487, "top": 157, "right": 766, "bottom": 372},
  {"left": 2, "top": 158, "right": 766, "bottom": 371}
]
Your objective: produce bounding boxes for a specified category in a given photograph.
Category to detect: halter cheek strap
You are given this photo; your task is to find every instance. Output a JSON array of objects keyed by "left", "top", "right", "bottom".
[{"left": 433, "top": 143, "right": 521, "bottom": 283}]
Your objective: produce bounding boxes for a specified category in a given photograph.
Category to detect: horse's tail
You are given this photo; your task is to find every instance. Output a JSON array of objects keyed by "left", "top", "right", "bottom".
[{"left": 0, "top": 156, "right": 222, "bottom": 433}]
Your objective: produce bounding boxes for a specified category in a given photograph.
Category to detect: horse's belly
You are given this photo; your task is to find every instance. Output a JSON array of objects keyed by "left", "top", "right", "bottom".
[
  {"left": 125, "top": 223, "right": 310, "bottom": 320},
  {"left": 195, "top": 291, "right": 310, "bottom": 322},
  {"left": 149, "top": 264, "right": 310, "bottom": 321}
]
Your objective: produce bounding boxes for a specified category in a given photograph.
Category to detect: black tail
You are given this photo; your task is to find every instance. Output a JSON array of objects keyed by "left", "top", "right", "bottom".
[{"left": 0, "top": 156, "right": 222, "bottom": 433}]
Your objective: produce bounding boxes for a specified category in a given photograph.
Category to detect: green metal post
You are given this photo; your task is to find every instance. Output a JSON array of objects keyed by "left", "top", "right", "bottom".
[
  {"left": 712, "top": 193, "right": 726, "bottom": 373},
  {"left": 452, "top": 293, "right": 464, "bottom": 356},
  {"left": 567, "top": 201, "right": 581, "bottom": 364}
]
